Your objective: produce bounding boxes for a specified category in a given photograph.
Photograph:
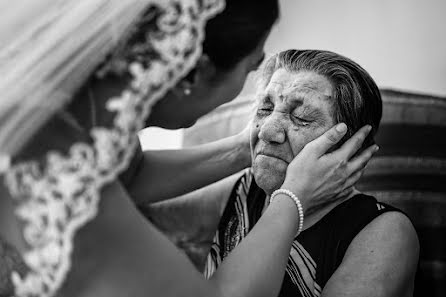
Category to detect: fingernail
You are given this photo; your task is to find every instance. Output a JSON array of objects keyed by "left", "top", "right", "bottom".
[
  {"left": 336, "top": 123, "right": 347, "bottom": 133},
  {"left": 374, "top": 145, "right": 380, "bottom": 152},
  {"left": 366, "top": 125, "right": 372, "bottom": 132}
]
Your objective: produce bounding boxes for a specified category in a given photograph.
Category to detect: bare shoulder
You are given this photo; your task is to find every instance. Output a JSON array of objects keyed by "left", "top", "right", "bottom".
[
  {"left": 353, "top": 211, "right": 419, "bottom": 254},
  {"left": 323, "top": 211, "right": 419, "bottom": 297}
]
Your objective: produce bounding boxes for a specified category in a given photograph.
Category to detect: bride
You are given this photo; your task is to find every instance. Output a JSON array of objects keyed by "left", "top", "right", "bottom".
[{"left": 0, "top": 0, "right": 377, "bottom": 296}]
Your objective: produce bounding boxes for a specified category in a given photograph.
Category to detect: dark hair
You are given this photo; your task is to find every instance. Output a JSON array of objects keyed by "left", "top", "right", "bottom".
[
  {"left": 99, "top": 1, "right": 279, "bottom": 76},
  {"left": 203, "top": 0, "right": 279, "bottom": 69},
  {"left": 260, "top": 49, "right": 382, "bottom": 150}
]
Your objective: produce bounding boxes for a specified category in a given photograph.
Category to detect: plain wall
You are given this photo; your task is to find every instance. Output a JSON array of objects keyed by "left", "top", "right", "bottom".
[{"left": 262, "top": 0, "right": 446, "bottom": 97}]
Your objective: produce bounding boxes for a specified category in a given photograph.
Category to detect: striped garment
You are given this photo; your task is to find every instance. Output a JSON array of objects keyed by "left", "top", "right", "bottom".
[{"left": 205, "top": 169, "right": 401, "bottom": 297}]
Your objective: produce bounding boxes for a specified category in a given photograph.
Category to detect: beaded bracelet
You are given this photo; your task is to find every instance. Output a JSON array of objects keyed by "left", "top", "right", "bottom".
[{"left": 270, "top": 189, "right": 304, "bottom": 235}]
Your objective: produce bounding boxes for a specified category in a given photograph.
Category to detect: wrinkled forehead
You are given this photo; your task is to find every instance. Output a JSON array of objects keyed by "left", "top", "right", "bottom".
[{"left": 263, "top": 69, "right": 333, "bottom": 103}]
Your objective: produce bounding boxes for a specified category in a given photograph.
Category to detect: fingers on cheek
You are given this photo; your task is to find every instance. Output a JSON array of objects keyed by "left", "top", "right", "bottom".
[
  {"left": 358, "top": 148, "right": 375, "bottom": 168},
  {"left": 354, "top": 135, "right": 364, "bottom": 149},
  {"left": 361, "top": 157, "right": 370, "bottom": 169},
  {"left": 339, "top": 160, "right": 351, "bottom": 181},
  {"left": 336, "top": 158, "right": 348, "bottom": 171},
  {"left": 334, "top": 159, "right": 349, "bottom": 181}
]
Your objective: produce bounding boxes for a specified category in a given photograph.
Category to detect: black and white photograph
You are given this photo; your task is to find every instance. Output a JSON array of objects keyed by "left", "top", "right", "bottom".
[{"left": 0, "top": 0, "right": 444, "bottom": 296}]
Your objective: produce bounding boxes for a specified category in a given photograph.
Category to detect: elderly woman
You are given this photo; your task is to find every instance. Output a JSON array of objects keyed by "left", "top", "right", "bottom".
[{"left": 206, "top": 50, "right": 419, "bottom": 297}]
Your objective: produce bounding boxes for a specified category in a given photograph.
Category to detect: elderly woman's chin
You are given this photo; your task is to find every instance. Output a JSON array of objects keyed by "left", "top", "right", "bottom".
[{"left": 252, "top": 163, "right": 286, "bottom": 196}]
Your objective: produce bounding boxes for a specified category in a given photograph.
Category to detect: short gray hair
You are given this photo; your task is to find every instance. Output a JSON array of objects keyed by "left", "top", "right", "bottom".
[{"left": 259, "top": 49, "right": 382, "bottom": 151}]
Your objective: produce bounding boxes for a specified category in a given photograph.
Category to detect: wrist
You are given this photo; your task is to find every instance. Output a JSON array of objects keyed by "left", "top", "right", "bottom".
[
  {"left": 280, "top": 181, "right": 310, "bottom": 216},
  {"left": 264, "top": 195, "right": 300, "bottom": 231},
  {"left": 270, "top": 189, "right": 304, "bottom": 235}
]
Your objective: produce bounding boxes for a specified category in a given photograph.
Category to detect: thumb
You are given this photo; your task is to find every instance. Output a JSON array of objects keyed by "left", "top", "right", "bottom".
[{"left": 306, "top": 123, "right": 348, "bottom": 157}]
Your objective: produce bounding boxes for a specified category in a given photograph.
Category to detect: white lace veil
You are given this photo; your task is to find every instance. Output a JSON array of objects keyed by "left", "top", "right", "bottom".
[
  {"left": 0, "top": 0, "right": 144, "bottom": 162},
  {"left": 0, "top": 0, "right": 223, "bottom": 165},
  {"left": 0, "top": 0, "right": 224, "bottom": 295}
]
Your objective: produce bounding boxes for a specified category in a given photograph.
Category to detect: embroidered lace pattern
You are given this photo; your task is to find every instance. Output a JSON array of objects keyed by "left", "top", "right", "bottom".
[{"left": 2, "top": 0, "right": 225, "bottom": 296}]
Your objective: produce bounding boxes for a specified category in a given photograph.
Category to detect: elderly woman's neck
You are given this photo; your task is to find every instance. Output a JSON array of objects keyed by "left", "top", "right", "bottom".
[
  {"left": 300, "top": 186, "right": 360, "bottom": 231},
  {"left": 265, "top": 187, "right": 361, "bottom": 232}
]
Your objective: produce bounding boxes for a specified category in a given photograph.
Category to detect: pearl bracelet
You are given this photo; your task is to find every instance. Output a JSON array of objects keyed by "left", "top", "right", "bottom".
[{"left": 270, "top": 189, "right": 304, "bottom": 235}]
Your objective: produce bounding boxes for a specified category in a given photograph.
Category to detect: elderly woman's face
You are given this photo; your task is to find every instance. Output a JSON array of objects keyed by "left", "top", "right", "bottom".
[{"left": 250, "top": 69, "right": 336, "bottom": 195}]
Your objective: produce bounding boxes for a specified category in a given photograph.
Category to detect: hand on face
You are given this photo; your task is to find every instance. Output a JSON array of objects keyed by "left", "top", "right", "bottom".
[
  {"left": 250, "top": 70, "right": 335, "bottom": 195},
  {"left": 250, "top": 69, "right": 379, "bottom": 215},
  {"left": 281, "top": 123, "right": 378, "bottom": 216}
]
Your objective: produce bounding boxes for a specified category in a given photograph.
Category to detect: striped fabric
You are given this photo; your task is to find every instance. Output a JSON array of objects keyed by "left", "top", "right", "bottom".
[
  {"left": 287, "top": 241, "right": 321, "bottom": 297},
  {"left": 205, "top": 170, "right": 403, "bottom": 296},
  {"left": 205, "top": 170, "right": 323, "bottom": 296}
]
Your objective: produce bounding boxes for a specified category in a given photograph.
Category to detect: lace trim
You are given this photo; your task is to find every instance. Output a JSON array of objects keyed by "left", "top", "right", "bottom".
[{"left": 3, "top": 0, "right": 225, "bottom": 296}]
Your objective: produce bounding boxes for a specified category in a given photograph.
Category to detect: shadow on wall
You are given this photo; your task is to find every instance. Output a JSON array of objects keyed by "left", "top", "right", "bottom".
[{"left": 182, "top": 89, "right": 446, "bottom": 297}]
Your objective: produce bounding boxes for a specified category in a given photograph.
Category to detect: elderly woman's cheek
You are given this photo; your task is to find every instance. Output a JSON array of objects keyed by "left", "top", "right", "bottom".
[
  {"left": 250, "top": 117, "right": 264, "bottom": 141},
  {"left": 287, "top": 126, "right": 322, "bottom": 156},
  {"left": 249, "top": 120, "right": 261, "bottom": 157}
]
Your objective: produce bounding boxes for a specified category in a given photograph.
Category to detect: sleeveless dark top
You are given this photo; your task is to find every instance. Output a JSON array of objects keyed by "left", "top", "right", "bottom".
[{"left": 206, "top": 170, "right": 404, "bottom": 297}]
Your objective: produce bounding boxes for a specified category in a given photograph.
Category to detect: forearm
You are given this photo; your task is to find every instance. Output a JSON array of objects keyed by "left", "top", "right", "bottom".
[
  {"left": 61, "top": 182, "right": 299, "bottom": 297},
  {"left": 209, "top": 196, "right": 299, "bottom": 297},
  {"left": 128, "top": 133, "right": 250, "bottom": 204}
]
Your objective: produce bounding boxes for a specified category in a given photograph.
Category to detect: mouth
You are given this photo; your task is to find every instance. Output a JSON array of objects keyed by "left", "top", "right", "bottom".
[{"left": 256, "top": 152, "right": 289, "bottom": 163}]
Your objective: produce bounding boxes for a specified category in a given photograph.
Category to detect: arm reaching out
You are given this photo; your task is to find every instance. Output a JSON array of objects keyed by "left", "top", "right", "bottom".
[
  {"left": 127, "top": 127, "right": 251, "bottom": 205},
  {"left": 1, "top": 122, "right": 379, "bottom": 297}
]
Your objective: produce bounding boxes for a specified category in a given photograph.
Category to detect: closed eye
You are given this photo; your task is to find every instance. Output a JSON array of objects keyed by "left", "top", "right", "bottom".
[
  {"left": 256, "top": 95, "right": 274, "bottom": 116},
  {"left": 256, "top": 106, "right": 273, "bottom": 116},
  {"left": 291, "top": 115, "right": 311, "bottom": 126}
]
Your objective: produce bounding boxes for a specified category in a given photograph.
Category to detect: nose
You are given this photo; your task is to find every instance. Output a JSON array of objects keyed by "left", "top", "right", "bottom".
[{"left": 258, "top": 113, "right": 286, "bottom": 144}]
